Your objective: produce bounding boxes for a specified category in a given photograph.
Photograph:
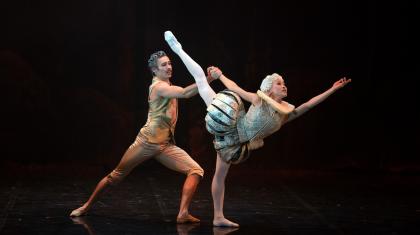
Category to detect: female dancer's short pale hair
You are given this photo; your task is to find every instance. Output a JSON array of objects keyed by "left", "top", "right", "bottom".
[{"left": 260, "top": 73, "right": 282, "bottom": 92}]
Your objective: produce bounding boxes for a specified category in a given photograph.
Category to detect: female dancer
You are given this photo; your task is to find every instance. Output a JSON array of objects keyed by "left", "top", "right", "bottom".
[{"left": 164, "top": 31, "right": 351, "bottom": 227}]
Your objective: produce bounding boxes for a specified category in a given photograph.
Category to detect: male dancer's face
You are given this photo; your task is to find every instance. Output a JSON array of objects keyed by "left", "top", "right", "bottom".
[{"left": 154, "top": 56, "right": 173, "bottom": 79}]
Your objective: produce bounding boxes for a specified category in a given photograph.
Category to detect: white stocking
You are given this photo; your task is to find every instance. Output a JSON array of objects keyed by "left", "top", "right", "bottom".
[{"left": 165, "top": 31, "right": 216, "bottom": 107}]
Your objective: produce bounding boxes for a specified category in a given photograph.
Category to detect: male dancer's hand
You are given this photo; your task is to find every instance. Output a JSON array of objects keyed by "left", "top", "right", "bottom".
[{"left": 207, "top": 74, "right": 217, "bottom": 84}]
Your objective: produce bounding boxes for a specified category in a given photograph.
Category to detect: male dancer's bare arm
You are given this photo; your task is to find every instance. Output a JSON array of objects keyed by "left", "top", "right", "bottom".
[
  {"left": 155, "top": 77, "right": 215, "bottom": 99},
  {"left": 286, "top": 77, "right": 351, "bottom": 122}
]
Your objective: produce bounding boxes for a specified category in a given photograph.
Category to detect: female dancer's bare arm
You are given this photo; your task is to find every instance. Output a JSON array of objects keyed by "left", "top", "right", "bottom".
[
  {"left": 286, "top": 77, "right": 351, "bottom": 122},
  {"left": 208, "top": 66, "right": 261, "bottom": 106}
]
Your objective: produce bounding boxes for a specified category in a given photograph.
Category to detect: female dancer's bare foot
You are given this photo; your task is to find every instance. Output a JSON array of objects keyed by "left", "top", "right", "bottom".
[
  {"left": 213, "top": 217, "right": 239, "bottom": 227},
  {"left": 70, "top": 206, "right": 88, "bottom": 217}
]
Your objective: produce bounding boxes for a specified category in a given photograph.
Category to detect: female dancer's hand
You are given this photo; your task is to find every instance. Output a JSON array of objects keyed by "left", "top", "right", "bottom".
[{"left": 332, "top": 77, "right": 351, "bottom": 90}]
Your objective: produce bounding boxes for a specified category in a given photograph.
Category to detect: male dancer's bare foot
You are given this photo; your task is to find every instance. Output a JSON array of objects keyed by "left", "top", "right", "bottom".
[
  {"left": 213, "top": 217, "right": 239, "bottom": 227},
  {"left": 176, "top": 214, "right": 200, "bottom": 224},
  {"left": 70, "top": 206, "right": 88, "bottom": 217},
  {"left": 164, "top": 31, "right": 182, "bottom": 54}
]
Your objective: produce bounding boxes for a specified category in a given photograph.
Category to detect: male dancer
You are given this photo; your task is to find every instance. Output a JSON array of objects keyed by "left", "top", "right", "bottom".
[{"left": 70, "top": 50, "right": 214, "bottom": 223}]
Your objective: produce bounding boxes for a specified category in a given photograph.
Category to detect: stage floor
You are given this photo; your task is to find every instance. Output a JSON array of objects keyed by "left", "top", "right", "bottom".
[{"left": 1, "top": 169, "right": 419, "bottom": 234}]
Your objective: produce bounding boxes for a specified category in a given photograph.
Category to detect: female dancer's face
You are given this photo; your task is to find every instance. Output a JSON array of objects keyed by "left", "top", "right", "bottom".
[{"left": 269, "top": 77, "right": 287, "bottom": 100}]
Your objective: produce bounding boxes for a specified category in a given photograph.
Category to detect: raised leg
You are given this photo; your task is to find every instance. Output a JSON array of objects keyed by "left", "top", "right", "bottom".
[{"left": 165, "top": 31, "right": 216, "bottom": 107}]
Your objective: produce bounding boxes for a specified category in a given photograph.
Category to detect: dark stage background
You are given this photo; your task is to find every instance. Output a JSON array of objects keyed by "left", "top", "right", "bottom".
[{"left": 1, "top": 0, "right": 418, "bottom": 178}]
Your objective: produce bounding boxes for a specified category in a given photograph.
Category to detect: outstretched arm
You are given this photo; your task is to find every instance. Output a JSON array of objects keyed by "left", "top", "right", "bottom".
[
  {"left": 208, "top": 66, "right": 261, "bottom": 106},
  {"left": 154, "top": 76, "right": 215, "bottom": 99},
  {"left": 286, "top": 77, "right": 351, "bottom": 123}
]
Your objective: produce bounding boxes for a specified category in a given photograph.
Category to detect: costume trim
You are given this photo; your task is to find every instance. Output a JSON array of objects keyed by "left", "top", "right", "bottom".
[{"left": 256, "top": 90, "right": 295, "bottom": 115}]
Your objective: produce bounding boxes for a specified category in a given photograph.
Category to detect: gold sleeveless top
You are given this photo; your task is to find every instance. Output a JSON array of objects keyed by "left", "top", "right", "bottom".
[{"left": 140, "top": 78, "right": 178, "bottom": 143}]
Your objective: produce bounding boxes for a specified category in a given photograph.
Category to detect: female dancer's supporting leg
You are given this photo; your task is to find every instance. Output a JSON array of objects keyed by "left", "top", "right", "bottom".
[
  {"left": 165, "top": 31, "right": 239, "bottom": 227},
  {"left": 212, "top": 154, "right": 239, "bottom": 227}
]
